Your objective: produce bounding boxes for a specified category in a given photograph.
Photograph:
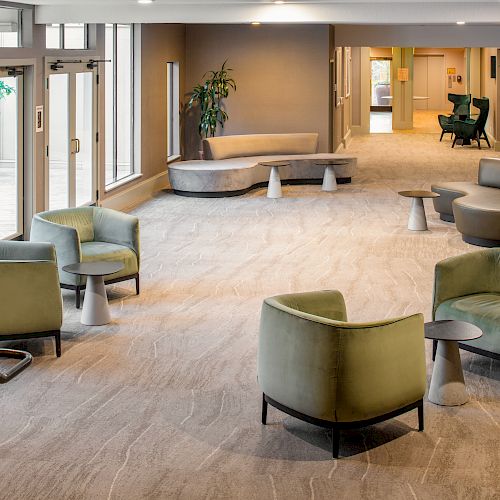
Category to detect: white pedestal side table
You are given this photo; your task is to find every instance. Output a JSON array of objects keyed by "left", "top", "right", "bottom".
[
  {"left": 63, "top": 261, "right": 124, "bottom": 326},
  {"left": 315, "top": 160, "right": 349, "bottom": 192},
  {"left": 398, "top": 190, "right": 440, "bottom": 231},
  {"left": 425, "top": 320, "right": 482, "bottom": 406},
  {"left": 259, "top": 161, "right": 290, "bottom": 198}
]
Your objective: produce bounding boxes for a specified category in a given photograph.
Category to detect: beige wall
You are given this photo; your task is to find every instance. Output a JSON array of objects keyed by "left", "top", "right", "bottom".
[
  {"left": 370, "top": 48, "right": 392, "bottom": 58},
  {"left": 480, "top": 48, "right": 498, "bottom": 142},
  {"left": 184, "top": 24, "right": 331, "bottom": 158}
]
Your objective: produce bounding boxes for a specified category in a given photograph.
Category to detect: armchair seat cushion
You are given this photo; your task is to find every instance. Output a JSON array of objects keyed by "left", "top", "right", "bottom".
[
  {"left": 81, "top": 242, "right": 138, "bottom": 280},
  {"left": 435, "top": 293, "right": 500, "bottom": 356}
]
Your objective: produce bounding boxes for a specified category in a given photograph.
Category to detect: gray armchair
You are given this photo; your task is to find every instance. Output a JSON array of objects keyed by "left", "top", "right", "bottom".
[
  {"left": 30, "top": 207, "right": 140, "bottom": 308},
  {"left": 0, "top": 241, "right": 63, "bottom": 361}
]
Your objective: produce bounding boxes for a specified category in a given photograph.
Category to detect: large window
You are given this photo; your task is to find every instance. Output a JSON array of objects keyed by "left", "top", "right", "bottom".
[
  {"left": 0, "top": 7, "right": 21, "bottom": 48},
  {"left": 46, "top": 23, "right": 88, "bottom": 49},
  {"left": 105, "top": 24, "right": 135, "bottom": 186},
  {"left": 0, "top": 72, "right": 23, "bottom": 239},
  {"left": 167, "top": 62, "right": 180, "bottom": 159}
]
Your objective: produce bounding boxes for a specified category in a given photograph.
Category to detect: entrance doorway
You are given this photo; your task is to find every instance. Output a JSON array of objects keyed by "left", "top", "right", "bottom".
[
  {"left": 370, "top": 57, "right": 392, "bottom": 133},
  {"left": 0, "top": 68, "right": 23, "bottom": 239},
  {"left": 45, "top": 60, "right": 97, "bottom": 210}
]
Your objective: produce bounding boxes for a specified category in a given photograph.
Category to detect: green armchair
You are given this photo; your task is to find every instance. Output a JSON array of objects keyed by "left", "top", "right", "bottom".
[
  {"left": 452, "top": 97, "right": 491, "bottom": 149},
  {"left": 0, "top": 241, "right": 62, "bottom": 358},
  {"left": 433, "top": 249, "right": 500, "bottom": 360},
  {"left": 438, "top": 93, "right": 471, "bottom": 142},
  {"left": 258, "top": 290, "right": 426, "bottom": 458},
  {"left": 30, "top": 207, "right": 140, "bottom": 308}
]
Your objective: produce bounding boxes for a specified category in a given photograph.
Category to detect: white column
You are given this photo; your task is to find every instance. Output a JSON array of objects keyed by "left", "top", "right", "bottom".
[
  {"left": 408, "top": 197, "right": 428, "bottom": 231},
  {"left": 81, "top": 275, "right": 111, "bottom": 326},
  {"left": 322, "top": 165, "right": 338, "bottom": 192},
  {"left": 428, "top": 340, "right": 468, "bottom": 406},
  {"left": 267, "top": 166, "right": 282, "bottom": 199}
]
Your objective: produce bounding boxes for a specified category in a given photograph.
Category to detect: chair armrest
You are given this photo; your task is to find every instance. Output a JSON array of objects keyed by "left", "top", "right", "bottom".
[
  {"left": 93, "top": 208, "right": 140, "bottom": 260},
  {"left": 0, "top": 241, "right": 56, "bottom": 262},
  {"left": 432, "top": 250, "right": 498, "bottom": 318},
  {"left": 0, "top": 261, "right": 63, "bottom": 334},
  {"left": 30, "top": 215, "right": 81, "bottom": 270},
  {"left": 334, "top": 313, "right": 426, "bottom": 422}
]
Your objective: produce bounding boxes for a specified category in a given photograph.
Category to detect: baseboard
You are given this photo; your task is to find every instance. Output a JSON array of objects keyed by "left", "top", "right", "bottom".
[
  {"left": 351, "top": 124, "right": 370, "bottom": 135},
  {"left": 343, "top": 129, "right": 352, "bottom": 148},
  {"left": 100, "top": 171, "right": 170, "bottom": 211}
]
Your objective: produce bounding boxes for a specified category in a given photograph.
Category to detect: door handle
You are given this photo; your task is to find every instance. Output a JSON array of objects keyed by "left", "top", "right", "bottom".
[{"left": 71, "top": 138, "right": 81, "bottom": 154}]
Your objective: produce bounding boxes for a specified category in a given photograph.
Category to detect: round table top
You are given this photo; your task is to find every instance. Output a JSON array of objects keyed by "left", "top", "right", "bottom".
[
  {"left": 424, "top": 320, "right": 483, "bottom": 341},
  {"left": 258, "top": 161, "right": 290, "bottom": 168},
  {"left": 315, "top": 160, "right": 349, "bottom": 166},
  {"left": 398, "top": 190, "right": 440, "bottom": 199},
  {"left": 63, "top": 261, "right": 124, "bottom": 277}
]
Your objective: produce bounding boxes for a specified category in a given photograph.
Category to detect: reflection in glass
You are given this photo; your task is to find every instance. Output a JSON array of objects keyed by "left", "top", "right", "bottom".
[
  {"left": 0, "top": 77, "right": 19, "bottom": 238},
  {"left": 49, "top": 73, "right": 69, "bottom": 210}
]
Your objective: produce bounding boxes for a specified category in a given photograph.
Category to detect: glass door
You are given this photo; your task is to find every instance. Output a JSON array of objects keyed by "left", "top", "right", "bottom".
[
  {"left": 0, "top": 69, "right": 23, "bottom": 239},
  {"left": 46, "top": 60, "right": 97, "bottom": 210}
]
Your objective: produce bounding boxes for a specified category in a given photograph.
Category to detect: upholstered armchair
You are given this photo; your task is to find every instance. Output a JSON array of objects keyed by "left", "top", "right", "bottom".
[
  {"left": 438, "top": 93, "right": 471, "bottom": 141},
  {"left": 258, "top": 290, "right": 426, "bottom": 458},
  {"left": 433, "top": 249, "right": 500, "bottom": 360},
  {"left": 0, "top": 241, "right": 62, "bottom": 359},
  {"left": 30, "top": 207, "right": 140, "bottom": 308},
  {"left": 452, "top": 97, "right": 490, "bottom": 149}
]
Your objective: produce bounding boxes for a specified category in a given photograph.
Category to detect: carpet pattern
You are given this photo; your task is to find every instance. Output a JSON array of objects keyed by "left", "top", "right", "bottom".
[{"left": 0, "top": 132, "right": 499, "bottom": 499}]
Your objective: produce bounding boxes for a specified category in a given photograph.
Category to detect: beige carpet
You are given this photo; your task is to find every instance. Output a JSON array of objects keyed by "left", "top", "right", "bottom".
[{"left": 1, "top": 132, "right": 499, "bottom": 499}]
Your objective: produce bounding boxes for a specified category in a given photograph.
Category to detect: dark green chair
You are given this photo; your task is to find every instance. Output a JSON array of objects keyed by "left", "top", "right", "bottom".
[
  {"left": 452, "top": 97, "right": 491, "bottom": 149},
  {"left": 438, "top": 93, "right": 471, "bottom": 142}
]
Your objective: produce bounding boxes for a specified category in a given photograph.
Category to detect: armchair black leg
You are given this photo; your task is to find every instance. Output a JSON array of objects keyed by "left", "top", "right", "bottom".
[
  {"left": 135, "top": 275, "right": 140, "bottom": 295},
  {"left": 55, "top": 331, "right": 61, "bottom": 358},
  {"left": 261, "top": 394, "right": 268, "bottom": 425},
  {"left": 75, "top": 287, "right": 81, "bottom": 309},
  {"left": 418, "top": 400, "right": 424, "bottom": 431},
  {"left": 432, "top": 339, "right": 437, "bottom": 361},
  {"left": 484, "top": 134, "right": 491, "bottom": 148},
  {"left": 332, "top": 429, "right": 340, "bottom": 459},
  {"left": 439, "top": 131, "right": 444, "bottom": 142},
  {"left": 452, "top": 137, "right": 457, "bottom": 148}
]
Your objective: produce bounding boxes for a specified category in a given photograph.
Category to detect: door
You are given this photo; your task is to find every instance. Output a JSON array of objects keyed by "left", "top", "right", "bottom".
[
  {"left": 413, "top": 56, "right": 445, "bottom": 111},
  {"left": 46, "top": 60, "right": 97, "bottom": 210},
  {"left": 0, "top": 68, "right": 23, "bottom": 239}
]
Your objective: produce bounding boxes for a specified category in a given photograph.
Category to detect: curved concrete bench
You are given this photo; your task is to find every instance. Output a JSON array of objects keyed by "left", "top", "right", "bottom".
[
  {"left": 168, "top": 133, "right": 357, "bottom": 197},
  {"left": 432, "top": 157, "right": 500, "bottom": 246}
]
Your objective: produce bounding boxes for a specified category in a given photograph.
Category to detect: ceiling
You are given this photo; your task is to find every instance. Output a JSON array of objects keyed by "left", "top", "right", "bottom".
[{"left": 10, "top": 0, "right": 500, "bottom": 25}]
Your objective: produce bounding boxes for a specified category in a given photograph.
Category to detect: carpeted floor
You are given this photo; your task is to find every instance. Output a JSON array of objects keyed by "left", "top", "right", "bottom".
[{"left": 1, "top": 132, "right": 499, "bottom": 499}]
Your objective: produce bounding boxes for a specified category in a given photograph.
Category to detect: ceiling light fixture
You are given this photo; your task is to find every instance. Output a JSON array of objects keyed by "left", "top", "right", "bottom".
[
  {"left": 251, "top": 22, "right": 261, "bottom": 25},
  {"left": 138, "top": 0, "right": 154, "bottom": 4},
  {"left": 274, "top": 1, "right": 285, "bottom": 4},
  {"left": 456, "top": 21, "right": 466, "bottom": 25}
]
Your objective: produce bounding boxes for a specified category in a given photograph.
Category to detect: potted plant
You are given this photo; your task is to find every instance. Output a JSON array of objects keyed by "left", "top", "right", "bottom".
[{"left": 187, "top": 61, "right": 236, "bottom": 157}]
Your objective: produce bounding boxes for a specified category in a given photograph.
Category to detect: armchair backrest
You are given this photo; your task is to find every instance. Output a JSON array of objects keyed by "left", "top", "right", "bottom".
[
  {"left": 0, "top": 241, "right": 56, "bottom": 262},
  {"left": 38, "top": 207, "right": 95, "bottom": 243},
  {"left": 473, "top": 97, "right": 489, "bottom": 134},
  {"left": 258, "top": 291, "right": 426, "bottom": 423},
  {"left": 478, "top": 157, "right": 500, "bottom": 188},
  {"left": 448, "top": 93, "right": 471, "bottom": 116}
]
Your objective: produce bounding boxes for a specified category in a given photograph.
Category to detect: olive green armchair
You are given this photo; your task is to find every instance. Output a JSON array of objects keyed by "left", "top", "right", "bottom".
[
  {"left": 30, "top": 207, "right": 140, "bottom": 308},
  {"left": 258, "top": 290, "right": 426, "bottom": 458},
  {"left": 433, "top": 249, "right": 500, "bottom": 360},
  {"left": 0, "top": 241, "right": 62, "bottom": 359}
]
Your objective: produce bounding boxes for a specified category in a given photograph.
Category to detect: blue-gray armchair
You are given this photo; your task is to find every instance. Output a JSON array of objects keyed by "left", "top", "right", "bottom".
[{"left": 30, "top": 207, "right": 140, "bottom": 308}]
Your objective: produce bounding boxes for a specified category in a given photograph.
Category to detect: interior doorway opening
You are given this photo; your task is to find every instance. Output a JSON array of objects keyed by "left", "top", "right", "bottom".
[{"left": 370, "top": 55, "right": 392, "bottom": 133}]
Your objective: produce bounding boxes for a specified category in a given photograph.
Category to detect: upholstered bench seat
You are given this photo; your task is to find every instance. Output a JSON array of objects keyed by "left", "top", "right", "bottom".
[
  {"left": 432, "top": 157, "right": 500, "bottom": 246},
  {"left": 168, "top": 133, "right": 357, "bottom": 197}
]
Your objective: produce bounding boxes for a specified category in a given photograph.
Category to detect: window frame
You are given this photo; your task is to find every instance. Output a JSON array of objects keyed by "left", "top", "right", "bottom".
[
  {"left": 46, "top": 23, "right": 89, "bottom": 50},
  {"left": 166, "top": 61, "right": 180, "bottom": 161},
  {"left": 105, "top": 23, "right": 136, "bottom": 188}
]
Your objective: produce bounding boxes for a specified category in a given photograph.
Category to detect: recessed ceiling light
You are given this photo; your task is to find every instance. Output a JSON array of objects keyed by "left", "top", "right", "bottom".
[
  {"left": 456, "top": 21, "right": 466, "bottom": 25},
  {"left": 138, "top": 0, "right": 154, "bottom": 4},
  {"left": 274, "top": 1, "right": 285, "bottom": 4},
  {"left": 251, "top": 22, "right": 261, "bottom": 25}
]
